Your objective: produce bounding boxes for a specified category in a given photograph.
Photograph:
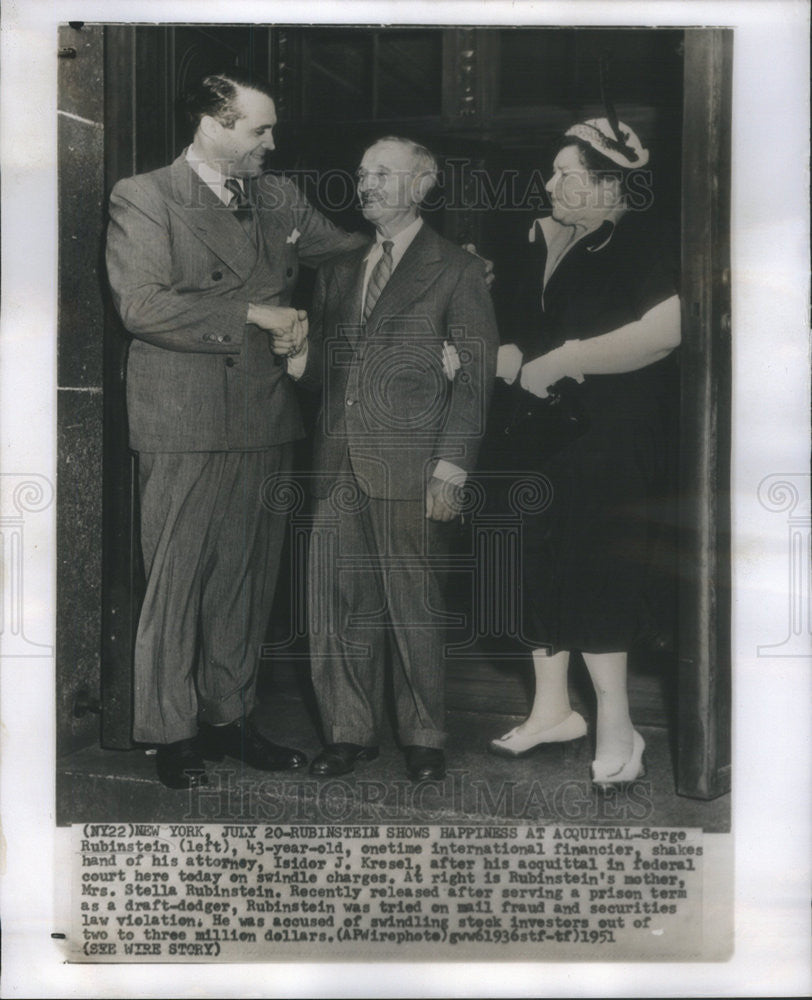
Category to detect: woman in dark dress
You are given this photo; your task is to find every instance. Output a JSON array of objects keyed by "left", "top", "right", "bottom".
[{"left": 488, "top": 118, "right": 681, "bottom": 787}]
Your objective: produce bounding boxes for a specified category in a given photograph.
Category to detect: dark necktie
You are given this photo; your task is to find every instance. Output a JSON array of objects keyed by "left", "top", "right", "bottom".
[
  {"left": 363, "top": 240, "right": 394, "bottom": 321},
  {"left": 224, "top": 178, "right": 253, "bottom": 230}
]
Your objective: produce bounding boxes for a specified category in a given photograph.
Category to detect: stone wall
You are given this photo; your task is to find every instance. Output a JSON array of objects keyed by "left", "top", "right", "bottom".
[{"left": 57, "top": 23, "right": 105, "bottom": 754}]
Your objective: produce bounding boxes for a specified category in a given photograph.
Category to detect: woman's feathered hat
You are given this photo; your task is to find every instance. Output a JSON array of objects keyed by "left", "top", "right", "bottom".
[
  {"left": 564, "top": 118, "right": 649, "bottom": 168},
  {"left": 564, "top": 54, "right": 650, "bottom": 168}
]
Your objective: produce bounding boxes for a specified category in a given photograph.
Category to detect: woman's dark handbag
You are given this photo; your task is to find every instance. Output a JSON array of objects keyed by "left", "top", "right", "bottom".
[{"left": 502, "top": 377, "right": 590, "bottom": 467}]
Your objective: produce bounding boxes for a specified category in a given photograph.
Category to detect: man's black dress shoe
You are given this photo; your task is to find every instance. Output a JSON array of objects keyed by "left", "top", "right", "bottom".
[
  {"left": 198, "top": 719, "right": 307, "bottom": 771},
  {"left": 310, "top": 743, "right": 380, "bottom": 777},
  {"left": 155, "top": 738, "right": 208, "bottom": 790},
  {"left": 404, "top": 745, "right": 446, "bottom": 782}
]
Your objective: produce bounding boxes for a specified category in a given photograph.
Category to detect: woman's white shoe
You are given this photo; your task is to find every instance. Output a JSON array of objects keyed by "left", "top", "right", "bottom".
[
  {"left": 488, "top": 711, "right": 588, "bottom": 758},
  {"left": 591, "top": 730, "right": 646, "bottom": 786}
]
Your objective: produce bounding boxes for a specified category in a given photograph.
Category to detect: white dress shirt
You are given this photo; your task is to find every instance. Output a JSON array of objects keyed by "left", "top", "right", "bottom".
[
  {"left": 360, "top": 215, "right": 424, "bottom": 319},
  {"left": 185, "top": 145, "right": 245, "bottom": 205}
]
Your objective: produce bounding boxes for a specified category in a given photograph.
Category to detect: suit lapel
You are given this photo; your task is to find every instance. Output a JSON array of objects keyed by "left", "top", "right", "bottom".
[
  {"left": 167, "top": 154, "right": 258, "bottom": 281},
  {"left": 365, "top": 223, "right": 444, "bottom": 329},
  {"left": 332, "top": 247, "right": 368, "bottom": 345}
]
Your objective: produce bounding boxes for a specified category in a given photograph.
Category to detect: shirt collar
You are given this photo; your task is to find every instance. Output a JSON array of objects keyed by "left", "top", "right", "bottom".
[
  {"left": 364, "top": 216, "right": 423, "bottom": 263},
  {"left": 185, "top": 145, "right": 240, "bottom": 206}
]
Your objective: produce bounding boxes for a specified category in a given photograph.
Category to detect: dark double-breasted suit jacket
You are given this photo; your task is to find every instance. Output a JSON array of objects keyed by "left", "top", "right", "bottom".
[{"left": 106, "top": 151, "right": 366, "bottom": 454}]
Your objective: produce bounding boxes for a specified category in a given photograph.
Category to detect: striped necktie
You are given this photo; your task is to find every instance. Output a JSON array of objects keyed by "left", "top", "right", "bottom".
[
  {"left": 363, "top": 240, "right": 394, "bottom": 321},
  {"left": 224, "top": 178, "right": 253, "bottom": 230}
]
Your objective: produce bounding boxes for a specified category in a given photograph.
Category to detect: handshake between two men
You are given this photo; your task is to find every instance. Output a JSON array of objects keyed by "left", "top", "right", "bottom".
[
  {"left": 247, "top": 302, "right": 310, "bottom": 359},
  {"left": 246, "top": 301, "right": 467, "bottom": 523}
]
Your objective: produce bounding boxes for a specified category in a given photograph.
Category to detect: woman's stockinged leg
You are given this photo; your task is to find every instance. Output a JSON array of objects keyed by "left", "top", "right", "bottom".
[
  {"left": 524, "top": 648, "right": 572, "bottom": 731},
  {"left": 489, "top": 649, "right": 588, "bottom": 755},
  {"left": 582, "top": 650, "right": 634, "bottom": 770}
]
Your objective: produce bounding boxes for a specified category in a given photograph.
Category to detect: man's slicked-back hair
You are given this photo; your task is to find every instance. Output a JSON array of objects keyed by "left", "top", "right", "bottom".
[{"left": 179, "top": 69, "right": 275, "bottom": 132}]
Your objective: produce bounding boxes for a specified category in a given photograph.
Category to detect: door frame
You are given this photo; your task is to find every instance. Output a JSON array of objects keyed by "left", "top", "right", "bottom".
[{"left": 676, "top": 28, "right": 733, "bottom": 799}]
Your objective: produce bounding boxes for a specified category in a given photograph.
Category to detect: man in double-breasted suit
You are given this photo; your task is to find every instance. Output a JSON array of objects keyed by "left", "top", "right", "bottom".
[
  {"left": 106, "top": 70, "right": 367, "bottom": 788},
  {"left": 292, "top": 137, "right": 498, "bottom": 781}
]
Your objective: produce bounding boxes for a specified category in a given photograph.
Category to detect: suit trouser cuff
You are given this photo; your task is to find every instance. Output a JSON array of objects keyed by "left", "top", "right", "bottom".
[
  {"left": 328, "top": 724, "right": 378, "bottom": 747},
  {"left": 134, "top": 721, "right": 199, "bottom": 745},
  {"left": 197, "top": 690, "right": 255, "bottom": 727},
  {"left": 400, "top": 726, "right": 446, "bottom": 749}
]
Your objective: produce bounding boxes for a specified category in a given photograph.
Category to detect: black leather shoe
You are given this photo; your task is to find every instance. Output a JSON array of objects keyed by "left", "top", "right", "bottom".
[
  {"left": 155, "top": 738, "right": 208, "bottom": 790},
  {"left": 404, "top": 745, "right": 446, "bottom": 782},
  {"left": 310, "top": 743, "right": 380, "bottom": 777},
  {"left": 199, "top": 719, "right": 307, "bottom": 771}
]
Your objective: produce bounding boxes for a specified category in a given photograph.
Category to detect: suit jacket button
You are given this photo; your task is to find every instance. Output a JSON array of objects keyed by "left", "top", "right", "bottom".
[
  {"left": 222, "top": 335, "right": 232, "bottom": 343},
  {"left": 225, "top": 357, "right": 235, "bottom": 367},
  {"left": 212, "top": 270, "right": 223, "bottom": 281},
  {"left": 286, "top": 267, "right": 294, "bottom": 277},
  {"left": 346, "top": 398, "right": 355, "bottom": 407}
]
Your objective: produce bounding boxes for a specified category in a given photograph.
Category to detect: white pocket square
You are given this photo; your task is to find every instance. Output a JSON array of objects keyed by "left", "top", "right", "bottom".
[{"left": 286, "top": 228, "right": 301, "bottom": 245}]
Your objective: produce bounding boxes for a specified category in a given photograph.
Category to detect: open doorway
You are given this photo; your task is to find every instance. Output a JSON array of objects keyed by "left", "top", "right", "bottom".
[{"left": 56, "top": 24, "right": 730, "bottom": 820}]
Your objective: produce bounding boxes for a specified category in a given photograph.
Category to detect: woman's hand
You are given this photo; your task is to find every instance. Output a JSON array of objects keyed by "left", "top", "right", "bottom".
[
  {"left": 497, "top": 343, "right": 523, "bottom": 384},
  {"left": 517, "top": 295, "right": 681, "bottom": 396},
  {"left": 520, "top": 347, "right": 574, "bottom": 398}
]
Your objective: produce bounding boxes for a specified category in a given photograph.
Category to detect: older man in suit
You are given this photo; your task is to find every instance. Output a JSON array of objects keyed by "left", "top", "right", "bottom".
[
  {"left": 106, "top": 70, "right": 367, "bottom": 788},
  {"left": 292, "top": 137, "right": 498, "bottom": 781}
]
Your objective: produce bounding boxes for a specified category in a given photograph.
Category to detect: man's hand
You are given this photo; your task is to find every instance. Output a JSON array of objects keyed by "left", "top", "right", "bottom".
[
  {"left": 248, "top": 304, "right": 309, "bottom": 356},
  {"left": 269, "top": 310, "right": 308, "bottom": 357},
  {"left": 425, "top": 475, "right": 463, "bottom": 522},
  {"left": 462, "top": 244, "right": 495, "bottom": 289},
  {"left": 248, "top": 303, "right": 300, "bottom": 331}
]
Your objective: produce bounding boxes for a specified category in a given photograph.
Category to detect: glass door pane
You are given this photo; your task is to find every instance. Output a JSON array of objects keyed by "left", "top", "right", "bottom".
[
  {"left": 376, "top": 30, "right": 443, "bottom": 119},
  {"left": 305, "top": 29, "right": 373, "bottom": 121}
]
